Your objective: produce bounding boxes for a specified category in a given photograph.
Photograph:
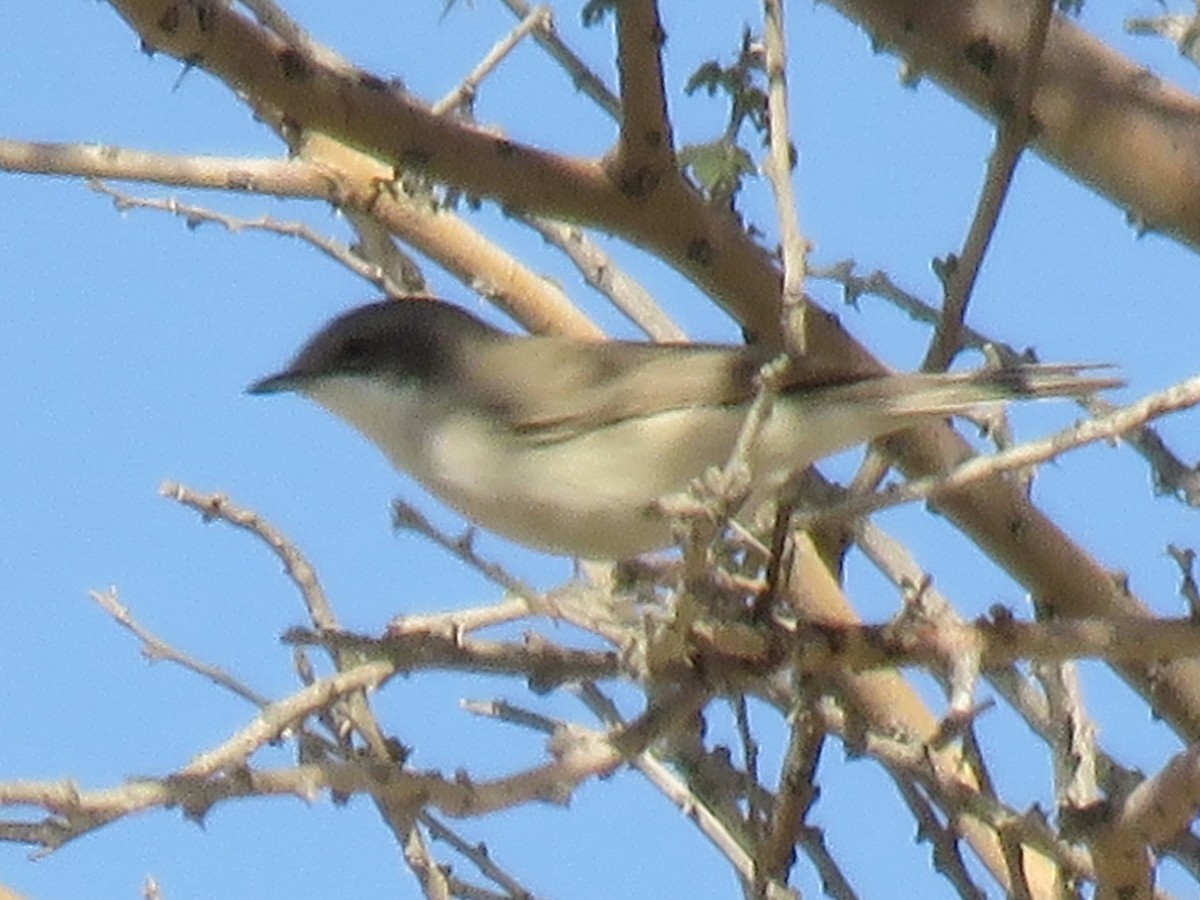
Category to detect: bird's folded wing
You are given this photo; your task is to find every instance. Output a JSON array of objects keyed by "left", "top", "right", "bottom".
[
  {"left": 469, "top": 337, "right": 884, "bottom": 444},
  {"left": 470, "top": 334, "right": 1121, "bottom": 446}
]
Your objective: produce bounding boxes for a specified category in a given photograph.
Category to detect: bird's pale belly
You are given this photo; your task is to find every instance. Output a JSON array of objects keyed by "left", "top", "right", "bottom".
[{"left": 423, "top": 407, "right": 748, "bottom": 557}]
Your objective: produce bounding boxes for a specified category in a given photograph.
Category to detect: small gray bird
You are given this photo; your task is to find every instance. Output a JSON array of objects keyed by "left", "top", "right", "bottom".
[{"left": 249, "top": 298, "right": 1119, "bottom": 558}]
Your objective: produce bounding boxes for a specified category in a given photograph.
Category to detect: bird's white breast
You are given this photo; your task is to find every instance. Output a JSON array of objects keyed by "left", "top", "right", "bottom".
[
  {"left": 305, "top": 374, "right": 753, "bottom": 556},
  {"left": 302, "top": 374, "right": 908, "bottom": 557}
]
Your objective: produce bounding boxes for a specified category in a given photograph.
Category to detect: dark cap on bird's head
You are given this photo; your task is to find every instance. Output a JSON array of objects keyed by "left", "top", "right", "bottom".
[{"left": 247, "top": 298, "right": 504, "bottom": 396}]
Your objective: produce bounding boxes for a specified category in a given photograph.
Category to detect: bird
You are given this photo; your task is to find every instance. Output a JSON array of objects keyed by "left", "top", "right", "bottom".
[{"left": 248, "top": 297, "right": 1120, "bottom": 558}]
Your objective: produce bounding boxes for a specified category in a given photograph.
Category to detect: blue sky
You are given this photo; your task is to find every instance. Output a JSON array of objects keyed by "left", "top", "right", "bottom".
[{"left": 3, "top": 2, "right": 1200, "bottom": 897}]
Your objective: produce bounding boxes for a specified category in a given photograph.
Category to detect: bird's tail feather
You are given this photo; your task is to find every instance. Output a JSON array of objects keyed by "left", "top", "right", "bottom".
[{"left": 826, "top": 364, "right": 1122, "bottom": 417}]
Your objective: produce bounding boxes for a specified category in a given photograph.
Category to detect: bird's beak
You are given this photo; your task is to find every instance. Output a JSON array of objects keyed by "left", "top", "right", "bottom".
[{"left": 246, "top": 370, "right": 309, "bottom": 395}]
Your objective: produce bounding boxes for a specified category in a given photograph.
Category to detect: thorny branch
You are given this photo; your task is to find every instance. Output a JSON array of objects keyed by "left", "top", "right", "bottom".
[{"left": 7, "top": 2, "right": 1200, "bottom": 896}]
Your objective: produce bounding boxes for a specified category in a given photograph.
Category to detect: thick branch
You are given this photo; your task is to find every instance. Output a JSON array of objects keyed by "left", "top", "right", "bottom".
[
  {"left": 613, "top": 0, "right": 675, "bottom": 177},
  {"left": 828, "top": 0, "right": 1200, "bottom": 251}
]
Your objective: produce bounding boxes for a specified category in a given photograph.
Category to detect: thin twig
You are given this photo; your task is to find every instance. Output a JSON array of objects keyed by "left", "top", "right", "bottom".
[
  {"left": 434, "top": 6, "right": 550, "bottom": 117},
  {"left": 761, "top": 0, "right": 808, "bottom": 354},
  {"left": 390, "top": 500, "right": 551, "bottom": 617},
  {"left": 759, "top": 710, "right": 825, "bottom": 888},
  {"left": 160, "top": 481, "right": 399, "bottom": 760},
  {"left": 401, "top": 822, "right": 453, "bottom": 900},
  {"left": 792, "top": 374, "right": 1200, "bottom": 527},
  {"left": 90, "top": 588, "right": 271, "bottom": 708},
  {"left": 815, "top": 699, "right": 1094, "bottom": 885},
  {"left": 923, "top": 0, "right": 1055, "bottom": 371},
  {"left": 389, "top": 596, "right": 535, "bottom": 637},
  {"left": 92, "top": 181, "right": 412, "bottom": 299},
  {"left": 420, "top": 810, "right": 545, "bottom": 900},
  {"left": 892, "top": 777, "right": 989, "bottom": 899},
  {"left": 180, "top": 663, "right": 394, "bottom": 777},
  {"left": 496, "top": 0, "right": 621, "bottom": 121},
  {"left": 285, "top": 627, "right": 621, "bottom": 687},
  {"left": 521, "top": 214, "right": 686, "bottom": 341},
  {"left": 572, "top": 686, "right": 795, "bottom": 897},
  {"left": 814, "top": 260, "right": 1200, "bottom": 507},
  {"left": 160, "top": 481, "right": 337, "bottom": 630}
]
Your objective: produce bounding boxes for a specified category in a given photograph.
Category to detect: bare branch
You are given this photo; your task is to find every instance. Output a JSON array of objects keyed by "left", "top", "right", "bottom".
[
  {"left": 815, "top": 260, "right": 1200, "bottom": 509},
  {"left": 90, "top": 588, "right": 270, "bottom": 708},
  {"left": 521, "top": 214, "right": 687, "bottom": 341},
  {"left": 91, "top": 180, "right": 413, "bottom": 298},
  {"left": 160, "top": 481, "right": 337, "bottom": 629},
  {"left": 612, "top": 0, "right": 675, "bottom": 176},
  {"left": 433, "top": 6, "right": 549, "bottom": 117},
  {"left": 826, "top": 0, "right": 1200, "bottom": 253},
  {"left": 284, "top": 626, "right": 622, "bottom": 688},
  {"left": 923, "top": 0, "right": 1054, "bottom": 371},
  {"left": 793, "top": 375, "right": 1200, "bottom": 527},
  {"left": 497, "top": 0, "right": 621, "bottom": 121},
  {"left": 761, "top": 0, "right": 808, "bottom": 353}
]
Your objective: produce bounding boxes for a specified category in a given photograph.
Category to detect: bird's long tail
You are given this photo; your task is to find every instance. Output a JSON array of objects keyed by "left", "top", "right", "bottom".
[{"left": 824, "top": 363, "right": 1122, "bottom": 417}]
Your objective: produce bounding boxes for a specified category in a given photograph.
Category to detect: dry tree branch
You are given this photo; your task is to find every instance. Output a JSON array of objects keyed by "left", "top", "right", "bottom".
[
  {"left": 813, "top": 260, "right": 1200, "bottom": 507},
  {"left": 851, "top": 517, "right": 1146, "bottom": 805},
  {"left": 761, "top": 0, "right": 809, "bottom": 353},
  {"left": 441, "top": 2, "right": 682, "bottom": 339},
  {"left": 283, "top": 627, "right": 621, "bottom": 688},
  {"left": 388, "top": 596, "right": 536, "bottom": 638},
  {"left": 390, "top": 501, "right": 653, "bottom": 648},
  {"left": 498, "top": 0, "right": 621, "bottom": 119},
  {"left": 102, "top": 480, "right": 592, "bottom": 893},
  {"left": 90, "top": 523, "right": 486, "bottom": 892},
  {"left": 90, "top": 180, "right": 412, "bottom": 297},
  {"left": 813, "top": 698, "right": 1096, "bottom": 885},
  {"left": 419, "top": 809, "right": 543, "bottom": 900},
  {"left": 339, "top": 207, "right": 428, "bottom": 295},
  {"left": 0, "top": 660, "right": 698, "bottom": 856},
  {"left": 611, "top": 0, "right": 675, "bottom": 179},
  {"left": 161, "top": 481, "right": 336, "bottom": 629},
  {"left": 433, "top": 5, "right": 549, "bottom": 117},
  {"left": 237, "top": 0, "right": 341, "bottom": 68},
  {"left": 923, "top": 0, "right": 1054, "bottom": 372},
  {"left": 892, "top": 776, "right": 992, "bottom": 899},
  {"left": 106, "top": 0, "right": 784, "bottom": 337},
  {"left": 179, "top": 663, "right": 395, "bottom": 778},
  {"left": 0, "top": 664, "right": 389, "bottom": 853},
  {"left": 569, "top": 685, "right": 791, "bottom": 898},
  {"left": 490, "top": 3, "right": 684, "bottom": 340},
  {"left": 400, "top": 823, "right": 453, "bottom": 900},
  {"left": 521, "top": 214, "right": 687, "bottom": 340},
  {"left": 90, "top": 587, "right": 271, "bottom": 708},
  {"left": 1086, "top": 743, "right": 1200, "bottom": 898},
  {"left": 7, "top": 5, "right": 1190, "bottom": 897},
  {"left": 779, "top": 609, "right": 1200, "bottom": 675},
  {"left": 774, "top": 534, "right": 1066, "bottom": 894},
  {"left": 827, "top": 0, "right": 1200, "bottom": 252},
  {"left": 137, "top": 467, "right": 1200, "bottom": 892},
  {"left": 758, "top": 709, "right": 825, "bottom": 887},
  {"left": 793, "top": 373, "right": 1200, "bottom": 527},
  {"left": 0, "top": 134, "right": 599, "bottom": 337},
  {"left": 0, "top": 139, "right": 334, "bottom": 193},
  {"left": 389, "top": 500, "right": 548, "bottom": 614},
  {"left": 159, "top": 481, "right": 430, "bottom": 857}
]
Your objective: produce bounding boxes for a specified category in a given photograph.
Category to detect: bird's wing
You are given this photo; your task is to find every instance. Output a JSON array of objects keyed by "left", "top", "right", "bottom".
[
  {"left": 467, "top": 338, "right": 742, "bottom": 442},
  {"left": 468, "top": 334, "right": 1121, "bottom": 445},
  {"left": 469, "top": 336, "right": 876, "bottom": 444}
]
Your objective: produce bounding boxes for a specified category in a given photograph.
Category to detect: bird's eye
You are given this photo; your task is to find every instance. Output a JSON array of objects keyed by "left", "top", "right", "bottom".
[{"left": 339, "top": 337, "right": 372, "bottom": 369}]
